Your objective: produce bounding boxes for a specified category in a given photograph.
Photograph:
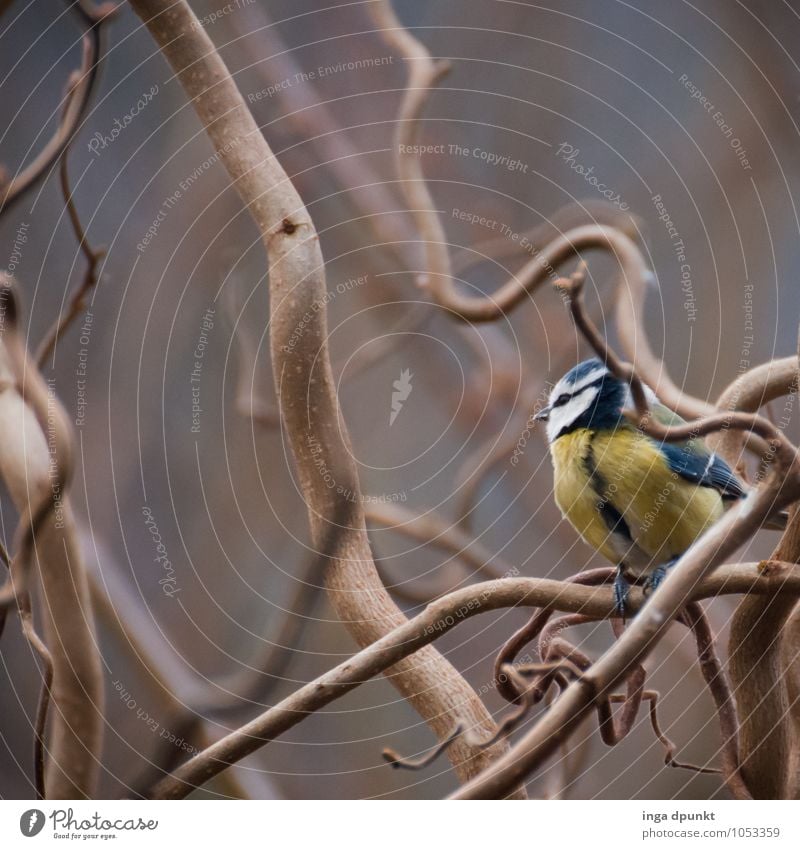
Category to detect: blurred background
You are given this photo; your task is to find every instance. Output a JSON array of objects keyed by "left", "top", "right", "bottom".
[{"left": 1, "top": 0, "right": 799, "bottom": 799}]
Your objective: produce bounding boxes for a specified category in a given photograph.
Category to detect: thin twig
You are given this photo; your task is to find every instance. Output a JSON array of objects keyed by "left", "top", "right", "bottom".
[
  {"left": 0, "top": 0, "right": 117, "bottom": 214},
  {"left": 681, "top": 603, "right": 750, "bottom": 797},
  {"left": 36, "top": 120, "right": 106, "bottom": 366},
  {"left": 383, "top": 723, "right": 464, "bottom": 770}
]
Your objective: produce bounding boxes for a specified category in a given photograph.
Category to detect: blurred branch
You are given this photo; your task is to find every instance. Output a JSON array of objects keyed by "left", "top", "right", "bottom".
[
  {"left": 0, "top": 2, "right": 116, "bottom": 215},
  {"left": 366, "top": 502, "right": 512, "bottom": 601},
  {"left": 366, "top": 0, "right": 451, "bottom": 292},
  {"left": 0, "top": 278, "right": 103, "bottom": 799},
  {"left": 231, "top": 0, "right": 421, "bottom": 272},
  {"left": 727, "top": 336, "right": 800, "bottom": 799},
  {"left": 36, "top": 79, "right": 107, "bottom": 367},
  {"left": 681, "top": 603, "right": 749, "bottom": 797},
  {"left": 368, "top": 1, "right": 710, "bottom": 420},
  {"left": 229, "top": 2, "right": 432, "bottom": 390},
  {"left": 711, "top": 355, "right": 798, "bottom": 471},
  {"left": 128, "top": 0, "right": 515, "bottom": 796}
]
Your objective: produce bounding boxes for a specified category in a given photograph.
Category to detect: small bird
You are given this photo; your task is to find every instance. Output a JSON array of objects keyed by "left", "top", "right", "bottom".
[{"left": 535, "top": 357, "right": 745, "bottom": 613}]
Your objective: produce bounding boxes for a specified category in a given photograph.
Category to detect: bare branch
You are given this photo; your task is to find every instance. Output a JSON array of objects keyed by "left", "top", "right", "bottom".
[
  {"left": 0, "top": 278, "right": 103, "bottom": 798},
  {"left": 0, "top": 1, "right": 118, "bottom": 214},
  {"left": 231, "top": 0, "right": 421, "bottom": 272},
  {"left": 366, "top": 0, "right": 452, "bottom": 291},
  {"left": 146, "top": 561, "right": 800, "bottom": 798},
  {"left": 128, "top": 0, "right": 517, "bottom": 796},
  {"left": 368, "top": 1, "right": 709, "bottom": 421},
  {"left": 712, "top": 356, "right": 798, "bottom": 469},
  {"left": 681, "top": 603, "right": 749, "bottom": 798},
  {"left": 36, "top": 116, "right": 106, "bottom": 367},
  {"left": 727, "top": 341, "right": 800, "bottom": 798}
]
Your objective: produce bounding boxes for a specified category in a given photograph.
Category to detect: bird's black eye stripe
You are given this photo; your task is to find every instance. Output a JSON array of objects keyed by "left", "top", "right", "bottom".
[{"left": 553, "top": 374, "right": 605, "bottom": 408}]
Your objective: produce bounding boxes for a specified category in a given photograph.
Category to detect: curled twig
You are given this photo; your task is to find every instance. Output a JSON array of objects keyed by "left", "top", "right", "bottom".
[
  {"left": 0, "top": 1, "right": 117, "bottom": 214},
  {"left": 494, "top": 568, "right": 615, "bottom": 704},
  {"left": 383, "top": 723, "right": 464, "bottom": 770},
  {"left": 36, "top": 106, "right": 106, "bottom": 367}
]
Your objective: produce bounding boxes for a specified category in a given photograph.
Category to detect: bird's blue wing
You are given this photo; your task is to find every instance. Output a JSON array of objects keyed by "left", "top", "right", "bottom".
[
  {"left": 648, "top": 403, "right": 745, "bottom": 500},
  {"left": 660, "top": 442, "right": 745, "bottom": 499}
]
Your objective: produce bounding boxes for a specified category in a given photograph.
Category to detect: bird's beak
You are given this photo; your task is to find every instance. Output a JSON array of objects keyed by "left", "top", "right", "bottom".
[{"left": 534, "top": 406, "right": 550, "bottom": 422}]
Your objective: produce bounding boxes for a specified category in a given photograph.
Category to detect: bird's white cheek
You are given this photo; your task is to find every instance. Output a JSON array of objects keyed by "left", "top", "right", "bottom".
[{"left": 546, "top": 390, "right": 598, "bottom": 442}]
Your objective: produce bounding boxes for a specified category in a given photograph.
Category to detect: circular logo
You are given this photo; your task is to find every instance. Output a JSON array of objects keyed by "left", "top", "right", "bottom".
[{"left": 19, "top": 810, "right": 45, "bottom": 837}]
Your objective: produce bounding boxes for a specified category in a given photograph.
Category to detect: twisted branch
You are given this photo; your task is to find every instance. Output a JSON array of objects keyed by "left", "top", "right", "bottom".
[
  {"left": 144, "top": 561, "right": 800, "bottom": 798},
  {"left": 128, "top": 0, "right": 517, "bottom": 797},
  {"left": 0, "top": 2, "right": 116, "bottom": 215},
  {"left": 0, "top": 278, "right": 103, "bottom": 798}
]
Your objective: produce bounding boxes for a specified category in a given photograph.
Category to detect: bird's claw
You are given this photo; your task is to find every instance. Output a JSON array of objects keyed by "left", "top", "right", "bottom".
[
  {"left": 613, "top": 569, "right": 631, "bottom": 618},
  {"left": 643, "top": 558, "right": 680, "bottom": 597}
]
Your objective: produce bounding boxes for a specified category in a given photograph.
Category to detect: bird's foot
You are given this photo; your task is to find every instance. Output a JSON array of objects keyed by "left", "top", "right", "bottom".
[
  {"left": 642, "top": 558, "right": 680, "bottom": 597},
  {"left": 613, "top": 569, "right": 631, "bottom": 618}
]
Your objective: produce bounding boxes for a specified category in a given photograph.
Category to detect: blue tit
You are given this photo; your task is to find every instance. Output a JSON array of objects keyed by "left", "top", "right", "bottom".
[{"left": 535, "top": 357, "right": 745, "bottom": 613}]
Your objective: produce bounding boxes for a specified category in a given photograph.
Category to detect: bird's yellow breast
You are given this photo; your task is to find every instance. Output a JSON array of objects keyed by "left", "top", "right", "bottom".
[{"left": 550, "top": 427, "right": 724, "bottom": 574}]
